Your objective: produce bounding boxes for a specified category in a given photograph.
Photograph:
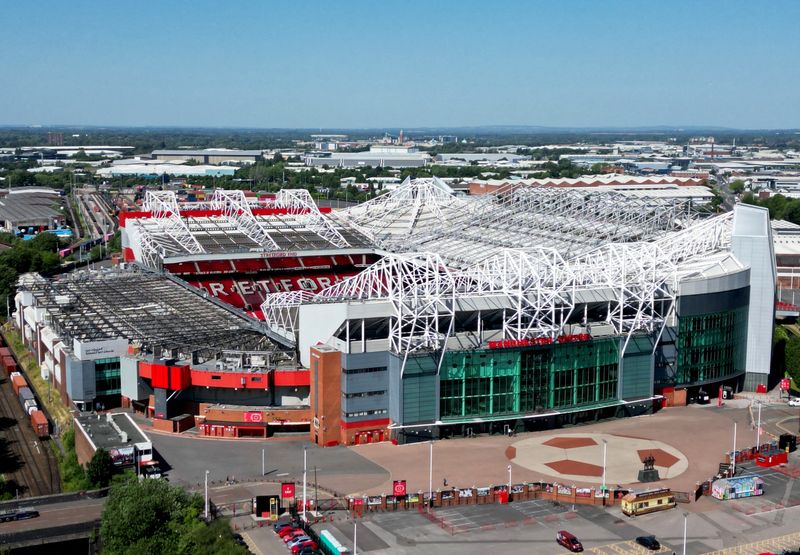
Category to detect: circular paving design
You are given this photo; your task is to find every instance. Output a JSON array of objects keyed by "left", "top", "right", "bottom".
[{"left": 512, "top": 432, "right": 688, "bottom": 485}]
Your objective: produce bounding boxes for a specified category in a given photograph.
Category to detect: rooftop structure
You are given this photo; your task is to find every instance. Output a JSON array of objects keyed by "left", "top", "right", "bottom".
[
  {"left": 335, "top": 177, "right": 698, "bottom": 268},
  {"left": 122, "top": 189, "right": 372, "bottom": 266},
  {"left": 0, "top": 190, "right": 64, "bottom": 233},
  {"left": 151, "top": 149, "right": 263, "bottom": 164},
  {"left": 16, "top": 268, "right": 282, "bottom": 362},
  {"left": 73, "top": 412, "right": 152, "bottom": 466}
]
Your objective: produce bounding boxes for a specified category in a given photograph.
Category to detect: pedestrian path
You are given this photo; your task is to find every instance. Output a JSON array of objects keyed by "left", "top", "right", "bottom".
[
  {"left": 582, "top": 539, "right": 673, "bottom": 555},
  {"left": 703, "top": 530, "right": 800, "bottom": 555}
]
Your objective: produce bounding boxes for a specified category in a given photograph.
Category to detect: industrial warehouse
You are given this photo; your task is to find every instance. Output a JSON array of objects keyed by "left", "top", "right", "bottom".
[{"left": 16, "top": 178, "right": 776, "bottom": 446}]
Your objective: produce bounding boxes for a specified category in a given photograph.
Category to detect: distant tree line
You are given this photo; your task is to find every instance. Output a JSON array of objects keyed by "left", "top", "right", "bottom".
[{"left": 741, "top": 192, "right": 800, "bottom": 225}]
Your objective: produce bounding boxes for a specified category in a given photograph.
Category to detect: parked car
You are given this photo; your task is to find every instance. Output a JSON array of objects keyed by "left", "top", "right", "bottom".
[
  {"left": 557, "top": 530, "right": 584, "bottom": 552},
  {"left": 284, "top": 531, "right": 308, "bottom": 543},
  {"left": 291, "top": 540, "right": 318, "bottom": 554},
  {"left": 286, "top": 536, "right": 312, "bottom": 550},
  {"left": 278, "top": 527, "right": 301, "bottom": 539},
  {"left": 636, "top": 536, "right": 661, "bottom": 550},
  {"left": 788, "top": 397, "right": 800, "bottom": 407},
  {"left": 274, "top": 521, "right": 295, "bottom": 533}
]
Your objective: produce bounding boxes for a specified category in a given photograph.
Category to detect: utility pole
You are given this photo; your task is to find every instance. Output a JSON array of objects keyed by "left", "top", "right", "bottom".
[
  {"left": 302, "top": 446, "right": 307, "bottom": 522},
  {"left": 428, "top": 440, "right": 433, "bottom": 511},
  {"left": 262, "top": 448, "right": 265, "bottom": 477},
  {"left": 204, "top": 470, "right": 210, "bottom": 520},
  {"left": 314, "top": 466, "right": 318, "bottom": 514},
  {"left": 732, "top": 422, "right": 737, "bottom": 476},
  {"left": 756, "top": 402, "right": 762, "bottom": 449}
]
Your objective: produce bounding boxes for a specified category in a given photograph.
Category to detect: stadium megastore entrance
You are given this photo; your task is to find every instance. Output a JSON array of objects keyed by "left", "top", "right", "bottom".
[{"left": 424, "top": 337, "right": 653, "bottom": 440}]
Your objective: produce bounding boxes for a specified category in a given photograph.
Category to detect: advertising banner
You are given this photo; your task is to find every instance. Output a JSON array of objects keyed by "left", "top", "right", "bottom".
[
  {"left": 281, "top": 482, "right": 295, "bottom": 499},
  {"left": 393, "top": 480, "right": 407, "bottom": 497},
  {"left": 244, "top": 411, "right": 264, "bottom": 423}
]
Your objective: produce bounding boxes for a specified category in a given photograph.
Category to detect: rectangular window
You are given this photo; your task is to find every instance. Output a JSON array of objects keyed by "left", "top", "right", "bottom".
[{"left": 342, "top": 366, "right": 387, "bottom": 375}]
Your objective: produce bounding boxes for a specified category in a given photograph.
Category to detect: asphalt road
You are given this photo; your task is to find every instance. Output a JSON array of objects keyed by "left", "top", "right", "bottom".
[
  {"left": 146, "top": 430, "right": 389, "bottom": 494},
  {"left": 0, "top": 497, "right": 104, "bottom": 534}
]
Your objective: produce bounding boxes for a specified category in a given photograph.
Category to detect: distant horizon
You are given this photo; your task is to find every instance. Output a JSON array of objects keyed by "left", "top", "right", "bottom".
[
  {"left": 2, "top": 1, "right": 799, "bottom": 129},
  {"left": 2, "top": 123, "right": 800, "bottom": 134}
]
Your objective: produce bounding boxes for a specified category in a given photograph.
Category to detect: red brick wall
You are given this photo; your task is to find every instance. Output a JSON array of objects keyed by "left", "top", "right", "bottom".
[
  {"left": 309, "top": 347, "right": 342, "bottom": 447},
  {"left": 74, "top": 423, "right": 95, "bottom": 467}
]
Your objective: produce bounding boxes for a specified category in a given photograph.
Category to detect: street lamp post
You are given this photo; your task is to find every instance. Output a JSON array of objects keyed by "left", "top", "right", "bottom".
[
  {"left": 602, "top": 439, "right": 608, "bottom": 492},
  {"left": 732, "top": 422, "right": 737, "bottom": 476},
  {"left": 204, "top": 470, "right": 210, "bottom": 520},
  {"left": 303, "top": 446, "right": 308, "bottom": 521},
  {"left": 682, "top": 512, "right": 688, "bottom": 555},
  {"left": 428, "top": 440, "right": 433, "bottom": 511},
  {"left": 756, "top": 402, "right": 762, "bottom": 449},
  {"left": 262, "top": 448, "right": 265, "bottom": 477},
  {"left": 353, "top": 521, "right": 358, "bottom": 555},
  {"left": 507, "top": 464, "right": 512, "bottom": 492}
]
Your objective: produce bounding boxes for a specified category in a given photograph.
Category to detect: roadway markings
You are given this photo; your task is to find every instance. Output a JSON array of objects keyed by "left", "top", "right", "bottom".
[
  {"left": 703, "top": 530, "right": 800, "bottom": 555},
  {"left": 582, "top": 539, "right": 673, "bottom": 555},
  {"left": 240, "top": 531, "right": 264, "bottom": 555}
]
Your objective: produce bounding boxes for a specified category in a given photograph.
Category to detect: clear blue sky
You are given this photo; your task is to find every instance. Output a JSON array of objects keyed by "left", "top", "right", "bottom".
[{"left": 2, "top": 0, "right": 798, "bottom": 129}]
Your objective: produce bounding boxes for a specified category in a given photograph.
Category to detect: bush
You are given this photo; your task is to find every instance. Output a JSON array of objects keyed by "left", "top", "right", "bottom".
[{"left": 100, "top": 478, "right": 247, "bottom": 555}]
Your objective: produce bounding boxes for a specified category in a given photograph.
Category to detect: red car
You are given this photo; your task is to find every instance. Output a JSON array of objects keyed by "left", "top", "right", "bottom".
[
  {"left": 283, "top": 530, "right": 308, "bottom": 543},
  {"left": 277, "top": 527, "right": 301, "bottom": 539},
  {"left": 557, "top": 530, "right": 584, "bottom": 552},
  {"left": 291, "top": 540, "right": 318, "bottom": 554}
]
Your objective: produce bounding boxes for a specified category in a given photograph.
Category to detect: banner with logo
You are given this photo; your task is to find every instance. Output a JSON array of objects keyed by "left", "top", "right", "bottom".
[
  {"left": 281, "top": 482, "right": 295, "bottom": 498},
  {"left": 245, "top": 411, "right": 264, "bottom": 423},
  {"left": 393, "top": 480, "right": 407, "bottom": 497}
]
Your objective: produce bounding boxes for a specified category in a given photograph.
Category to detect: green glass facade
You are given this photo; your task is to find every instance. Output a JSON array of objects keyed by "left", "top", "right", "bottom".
[
  {"left": 675, "top": 306, "right": 747, "bottom": 385},
  {"left": 440, "top": 338, "right": 620, "bottom": 420},
  {"left": 95, "top": 357, "right": 121, "bottom": 395}
]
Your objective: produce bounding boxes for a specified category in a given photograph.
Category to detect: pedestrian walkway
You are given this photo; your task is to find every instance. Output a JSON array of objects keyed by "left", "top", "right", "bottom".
[
  {"left": 703, "top": 530, "right": 800, "bottom": 555},
  {"left": 582, "top": 539, "right": 673, "bottom": 555}
]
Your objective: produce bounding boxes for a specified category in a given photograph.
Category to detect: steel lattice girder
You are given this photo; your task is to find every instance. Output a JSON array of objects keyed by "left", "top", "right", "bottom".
[
  {"left": 260, "top": 211, "right": 735, "bottom": 357},
  {"left": 211, "top": 189, "right": 280, "bottom": 249},
  {"left": 274, "top": 189, "right": 350, "bottom": 248},
  {"left": 143, "top": 191, "right": 205, "bottom": 254}
]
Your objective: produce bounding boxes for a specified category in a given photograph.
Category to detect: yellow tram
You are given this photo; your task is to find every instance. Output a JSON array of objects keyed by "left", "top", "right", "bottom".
[{"left": 620, "top": 488, "right": 677, "bottom": 517}]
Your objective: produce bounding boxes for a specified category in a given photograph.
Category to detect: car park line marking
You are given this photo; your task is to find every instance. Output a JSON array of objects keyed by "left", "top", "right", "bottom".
[{"left": 703, "top": 530, "right": 800, "bottom": 555}]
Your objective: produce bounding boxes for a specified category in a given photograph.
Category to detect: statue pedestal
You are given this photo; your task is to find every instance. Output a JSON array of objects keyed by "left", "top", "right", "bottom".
[{"left": 638, "top": 469, "right": 660, "bottom": 483}]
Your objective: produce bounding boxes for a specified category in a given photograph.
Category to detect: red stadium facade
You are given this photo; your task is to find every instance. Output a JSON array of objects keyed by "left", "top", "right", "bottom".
[{"left": 115, "top": 190, "right": 380, "bottom": 438}]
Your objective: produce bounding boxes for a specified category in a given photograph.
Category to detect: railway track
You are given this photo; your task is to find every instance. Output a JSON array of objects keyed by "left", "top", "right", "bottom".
[{"left": 0, "top": 372, "right": 60, "bottom": 498}]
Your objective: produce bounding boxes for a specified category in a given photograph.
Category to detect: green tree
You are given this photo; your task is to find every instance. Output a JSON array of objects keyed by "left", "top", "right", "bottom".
[
  {"left": 728, "top": 180, "right": 746, "bottom": 194},
  {"left": 86, "top": 448, "right": 114, "bottom": 488},
  {"left": 100, "top": 478, "right": 246, "bottom": 555}
]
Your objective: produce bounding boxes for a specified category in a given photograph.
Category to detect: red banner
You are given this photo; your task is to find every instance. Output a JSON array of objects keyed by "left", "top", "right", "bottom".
[
  {"left": 780, "top": 378, "right": 791, "bottom": 391},
  {"left": 244, "top": 411, "right": 264, "bottom": 423},
  {"left": 393, "top": 480, "right": 407, "bottom": 497},
  {"left": 281, "top": 482, "right": 295, "bottom": 499}
]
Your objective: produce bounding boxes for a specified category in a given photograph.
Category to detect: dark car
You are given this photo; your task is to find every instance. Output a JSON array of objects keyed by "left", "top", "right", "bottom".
[
  {"left": 636, "top": 536, "right": 661, "bottom": 550},
  {"left": 557, "top": 530, "right": 584, "bottom": 552},
  {"left": 273, "top": 520, "right": 294, "bottom": 532}
]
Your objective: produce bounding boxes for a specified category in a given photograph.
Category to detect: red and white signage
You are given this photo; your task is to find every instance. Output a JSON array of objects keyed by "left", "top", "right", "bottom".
[
  {"left": 393, "top": 480, "right": 407, "bottom": 497},
  {"left": 780, "top": 378, "right": 791, "bottom": 391},
  {"left": 281, "top": 482, "right": 296, "bottom": 499},
  {"left": 245, "top": 411, "right": 264, "bottom": 423}
]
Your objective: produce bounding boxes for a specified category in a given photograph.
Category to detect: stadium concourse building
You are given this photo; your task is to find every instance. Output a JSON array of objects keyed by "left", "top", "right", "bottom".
[
  {"left": 120, "top": 179, "right": 776, "bottom": 446},
  {"left": 14, "top": 269, "right": 310, "bottom": 438}
]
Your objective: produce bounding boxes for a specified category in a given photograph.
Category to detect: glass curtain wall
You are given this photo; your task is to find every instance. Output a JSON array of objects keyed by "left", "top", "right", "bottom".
[
  {"left": 440, "top": 338, "right": 620, "bottom": 420},
  {"left": 675, "top": 306, "right": 747, "bottom": 384}
]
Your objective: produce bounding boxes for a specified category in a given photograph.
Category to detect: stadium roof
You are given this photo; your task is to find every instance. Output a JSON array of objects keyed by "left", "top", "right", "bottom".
[
  {"left": 123, "top": 189, "right": 373, "bottom": 266},
  {"left": 334, "top": 177, "right": 699, "bottom": 268},
  {"left": 18, "top": 269, "right": 292, "bottom": 363}
]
